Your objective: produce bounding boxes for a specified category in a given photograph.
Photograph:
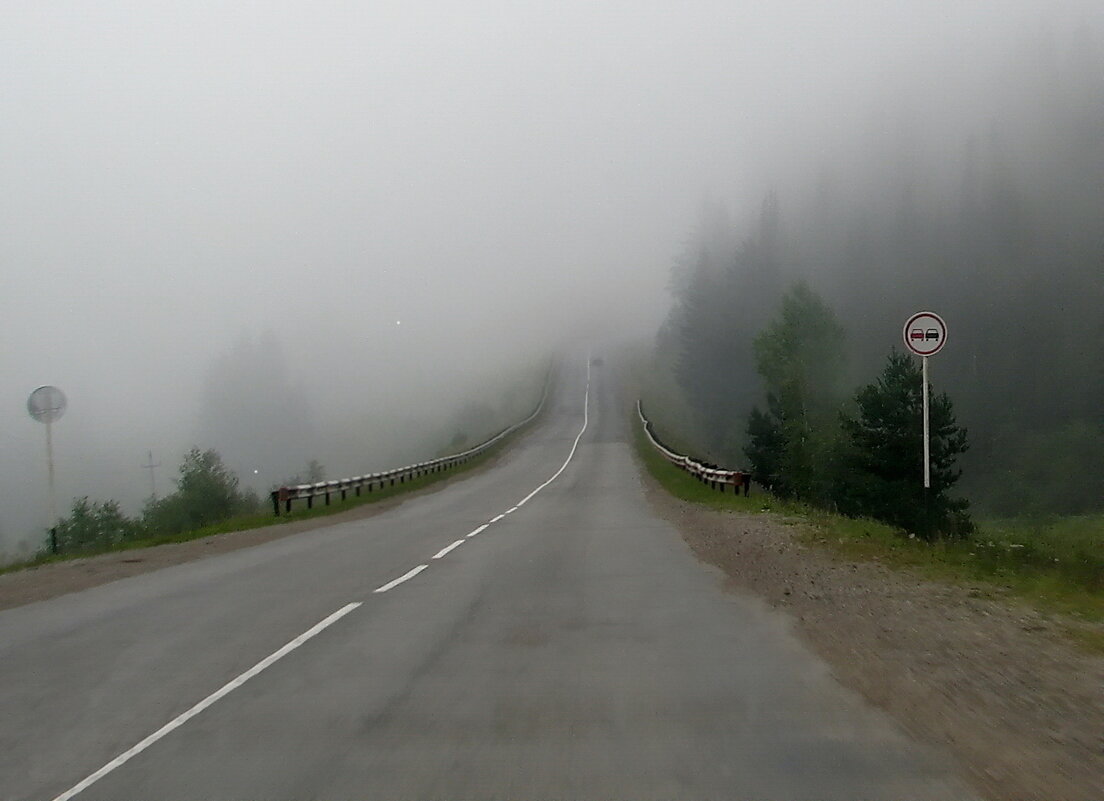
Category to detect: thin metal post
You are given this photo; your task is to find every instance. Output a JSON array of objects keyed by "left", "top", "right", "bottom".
[
  {"left": 45, "top": 420, "right": 57, "bottom": 532},
  {"left": 922, "top": 355, "right": 931, "bottom": 489}
]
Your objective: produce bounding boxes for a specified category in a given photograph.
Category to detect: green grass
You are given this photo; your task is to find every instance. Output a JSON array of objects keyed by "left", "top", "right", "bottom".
[
  {"left": 633, "top": 409, "right": 1104, "bottom": 629},
  {"left": 1, "top": 422, "right": 531, "bottom": 577}
]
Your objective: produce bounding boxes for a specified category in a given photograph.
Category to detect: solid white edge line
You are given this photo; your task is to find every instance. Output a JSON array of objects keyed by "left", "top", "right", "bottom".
[
  {"left": 511, "top": 357, "right": 590, "bottom": 509},
  {"left": 432, "top": 540, "right": 465, "bottom": 559},
  {"left": 51, "top": 601, "right": 363, "bottom": 801},
  {"left": 372, "top": 564, "right": 429, "bottom": 593},
  {"left": 467, "top": 524, "right": 489, "bottom": 538}
]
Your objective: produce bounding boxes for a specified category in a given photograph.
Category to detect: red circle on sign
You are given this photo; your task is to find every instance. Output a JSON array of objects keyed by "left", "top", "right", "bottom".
[{"left": 903, "top": 311, "right": 947, "bottom": 356}]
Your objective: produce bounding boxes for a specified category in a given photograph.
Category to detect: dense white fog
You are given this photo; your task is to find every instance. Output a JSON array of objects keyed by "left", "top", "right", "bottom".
[{"left": 3, "top": 0, "right": 1100, "bottom": 559}]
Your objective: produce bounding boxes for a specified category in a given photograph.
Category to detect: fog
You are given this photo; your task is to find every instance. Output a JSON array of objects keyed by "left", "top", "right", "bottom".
[{"left": 3, "top": 0, "right": 1100, "bottom": 559}]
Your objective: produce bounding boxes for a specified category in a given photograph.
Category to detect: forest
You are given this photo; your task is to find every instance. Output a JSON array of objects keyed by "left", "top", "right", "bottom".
[{"left": 656, "top": 23, "right": 1104, "bottom": 518}]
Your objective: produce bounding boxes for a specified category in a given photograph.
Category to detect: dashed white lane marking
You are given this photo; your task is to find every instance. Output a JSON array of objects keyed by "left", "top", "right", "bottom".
[
  {"left": 372, "top": 564, "right": 429, "bottom": 593},
  {"left": 53, "top": 358, "right": 592, "bottom": 800},
  {"left": 432, "top": 540, "right": 465, "bottom": 559},
  {"left": 51, "top": 602, "right": 362, "bottom": 801}
]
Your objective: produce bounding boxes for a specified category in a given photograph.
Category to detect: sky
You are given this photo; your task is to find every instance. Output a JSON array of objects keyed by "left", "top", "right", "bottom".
[{"left": 1, "top": 0, "right": 1099, "bottom": 559}]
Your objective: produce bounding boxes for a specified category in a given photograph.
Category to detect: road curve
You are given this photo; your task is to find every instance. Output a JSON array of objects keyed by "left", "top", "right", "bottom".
[{"left": 0, "top": 354, "right": 973, "bottom": 800}]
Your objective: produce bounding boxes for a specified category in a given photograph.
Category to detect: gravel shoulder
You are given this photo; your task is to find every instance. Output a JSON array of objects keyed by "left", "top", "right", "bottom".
[{"left": 641, "top": 473, "right": 1104, "bottom": 801}]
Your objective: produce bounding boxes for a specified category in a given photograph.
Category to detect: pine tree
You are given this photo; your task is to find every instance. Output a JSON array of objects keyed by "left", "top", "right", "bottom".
[{"left": 841, "top": 350, "right": 972, "bottom": 539}]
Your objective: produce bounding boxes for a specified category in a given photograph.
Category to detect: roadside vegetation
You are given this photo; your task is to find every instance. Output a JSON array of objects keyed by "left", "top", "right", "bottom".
[
  {"left": 3, "top": 407, "right": 540, "bottom": 576},
  {"left": 634, "top": 408, "right": 1104, "bottom": 624},
  {"left": 740, "top": 284, "right": 972, "bottom": 540},
  {"left": 641, "top": 281, "right": 1100, "bottom": 621}
]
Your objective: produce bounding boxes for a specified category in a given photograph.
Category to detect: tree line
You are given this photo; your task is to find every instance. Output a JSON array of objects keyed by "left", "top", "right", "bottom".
[
  {"left": 743, "top": 283, "right": 970, "bottom": 540},
  {"left": 658, "top": 23, "right": 1104, "bottom": 518}
]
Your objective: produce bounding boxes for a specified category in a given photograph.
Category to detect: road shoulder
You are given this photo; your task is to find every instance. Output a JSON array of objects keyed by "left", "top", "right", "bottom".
[{"left": 640, "top": 470, "right": 1104, "bottom": 801}]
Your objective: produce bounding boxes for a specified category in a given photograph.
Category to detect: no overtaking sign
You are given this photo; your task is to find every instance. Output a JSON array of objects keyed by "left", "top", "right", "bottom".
[{"left": 903, "top": 311, "right": 947, "bottom": 357}]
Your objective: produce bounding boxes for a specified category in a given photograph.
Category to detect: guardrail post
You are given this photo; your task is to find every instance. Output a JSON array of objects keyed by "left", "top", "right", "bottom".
[
  {"left": 307, "top": 496, "right": 313, "bottom": 509},
  {"left": 50, "top": 527, "right": 59, "bottom": 554}
]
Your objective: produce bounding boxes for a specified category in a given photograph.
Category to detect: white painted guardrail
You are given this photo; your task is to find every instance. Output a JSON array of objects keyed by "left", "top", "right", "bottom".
[
  {"left": 637, "top": 400, "right": 751, "bottom": 495},
  {"left": 270, "top": 374, "right": 551, "bottom": 515}
]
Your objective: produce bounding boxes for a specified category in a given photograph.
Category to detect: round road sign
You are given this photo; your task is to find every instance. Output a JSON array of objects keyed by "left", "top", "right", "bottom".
[
  {"left": 27, "top": 386, "right": 67, "bottom": 424},
  {"left": 903, "top": 311, "right": 947, "bottom": 357}
]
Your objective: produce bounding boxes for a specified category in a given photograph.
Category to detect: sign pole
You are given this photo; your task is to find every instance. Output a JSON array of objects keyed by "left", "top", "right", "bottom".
[
  {"left": 46, "top": 420, "right": 58, "bottom": 553},
  {"left": 902, "top": 311, "right": 946, "bottom": 493},
  {"left": 45, "top": 420, "right": 57, "bottom": 523},
  {"left": 922, "top": 355, "right": 930, "bottom": 489},
  {"left": 27, "top": 385, "right": 67, "bottom": 554}
]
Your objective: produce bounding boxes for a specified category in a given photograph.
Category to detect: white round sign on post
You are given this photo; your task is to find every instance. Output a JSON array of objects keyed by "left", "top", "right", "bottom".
[
  {"left": 903, "top": 311, "right": 947, "bottom": 357},
  {"left": 27, "top": 385, "right": 67, "bottom": 424}
]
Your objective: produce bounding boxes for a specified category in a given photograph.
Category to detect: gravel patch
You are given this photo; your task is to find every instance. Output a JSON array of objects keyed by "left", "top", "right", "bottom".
[{"left": 643, "top": 478, "right": 1104, "bottom": 801}]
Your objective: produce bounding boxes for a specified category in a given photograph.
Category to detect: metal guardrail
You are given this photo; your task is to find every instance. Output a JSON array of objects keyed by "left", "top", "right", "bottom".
[
  {"left": 637, "top": 400, "right": 751, "bottom": 496},
  {"left": 270, "top": 374, "right": 551, "bottom": 515}
]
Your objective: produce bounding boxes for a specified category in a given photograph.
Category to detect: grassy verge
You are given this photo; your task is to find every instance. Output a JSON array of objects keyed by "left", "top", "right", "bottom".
[
  {"left": 633, "top": 410, "right": 1104, "bottom": 627},
  {"left": 1, "top": 420, "right": 532, "bottom": 577}
]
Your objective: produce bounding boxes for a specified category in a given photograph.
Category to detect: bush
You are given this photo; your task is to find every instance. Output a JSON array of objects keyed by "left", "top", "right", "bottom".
[
  {"left": 143, "top": 448, "right": 255, "bottom": 534},
  {"left": 55, "top": 497, "right": 143, "bottom": 553}
]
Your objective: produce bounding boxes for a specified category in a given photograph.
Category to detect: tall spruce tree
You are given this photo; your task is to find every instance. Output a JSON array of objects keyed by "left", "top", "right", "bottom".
[{"left": 840, "top": 350, "right": 972, "bottom": 539}]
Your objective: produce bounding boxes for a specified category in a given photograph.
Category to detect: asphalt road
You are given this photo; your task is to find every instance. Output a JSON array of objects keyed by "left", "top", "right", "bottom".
[{"left": 1, "top": 355, "right": 973, "bottom": 800}]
